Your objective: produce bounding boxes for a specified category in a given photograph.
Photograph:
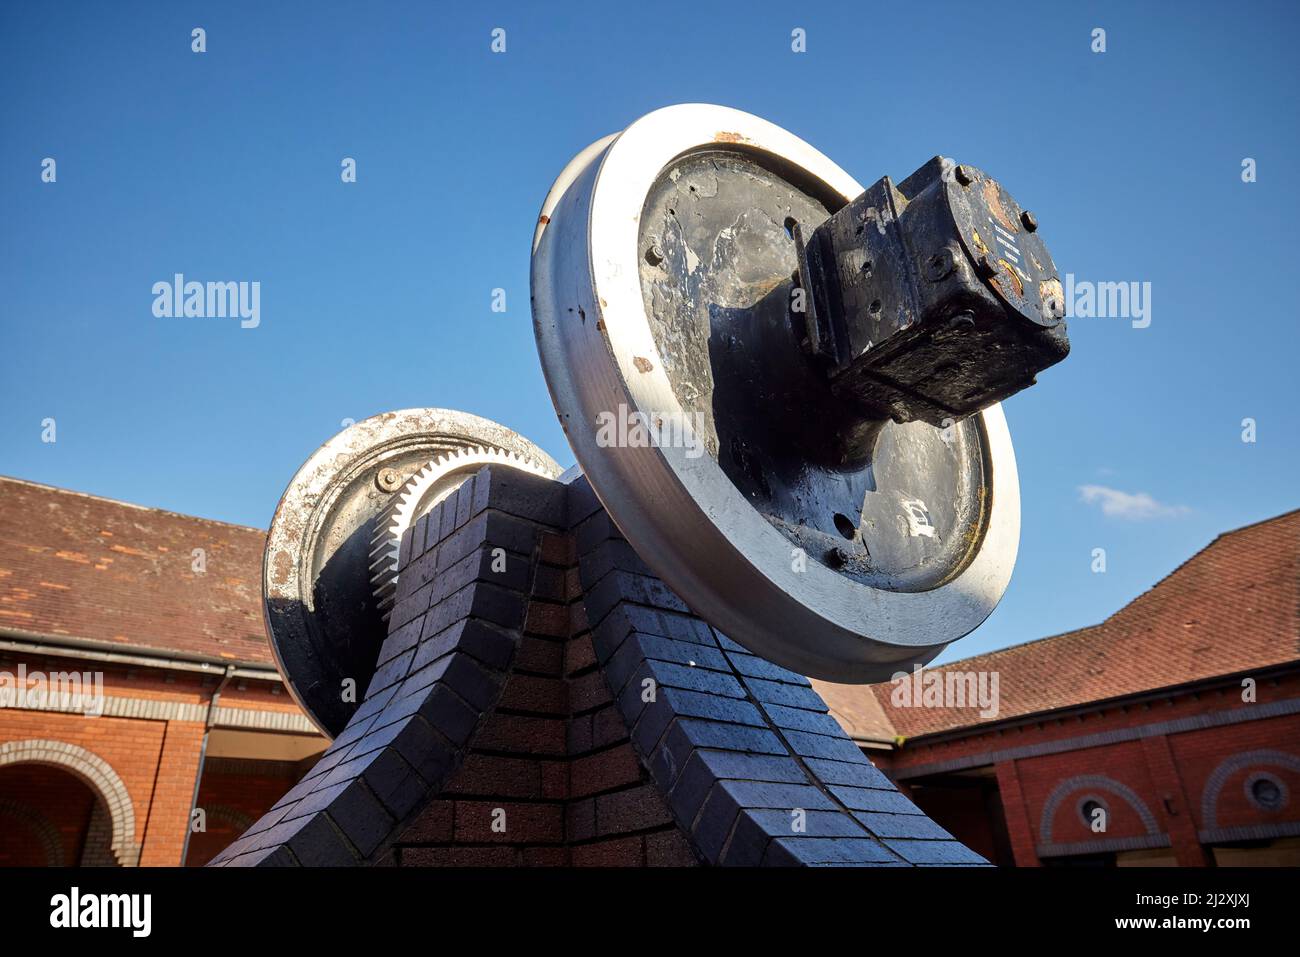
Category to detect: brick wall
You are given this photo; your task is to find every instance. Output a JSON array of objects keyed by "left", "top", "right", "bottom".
[
  {"left": 0, "top": 707, "right": 172, "bottom": 862},
  {"left": 875, "top": 672, "right": 1300, "bottom": 865},
  {"left": 391, "top": 523, "right": 691, "bottom": 866},
  {"left": 0, "top": 650, "right": 321, "bottom": 866}
]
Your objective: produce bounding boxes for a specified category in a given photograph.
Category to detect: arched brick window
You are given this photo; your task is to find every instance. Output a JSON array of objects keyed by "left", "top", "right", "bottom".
[
  {"left": 1039, "top": 773, "right": 1162, "bottom": 845},
  {"left": 0, "top": 739, "right": 140, "bottom": 866},
  {"left": 1201, "top": 749, "right": 1300, "bottom": 830}
]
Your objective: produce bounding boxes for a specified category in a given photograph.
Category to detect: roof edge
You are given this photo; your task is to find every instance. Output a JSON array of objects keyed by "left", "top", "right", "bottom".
[
  {"left": 0, "top": 474, "right": 268, "bottom": 536},
  {"left": 897, "top": 507, "right": 1300, "bottom": 676},
  {"left": 0, "top": 625, "right": 281, "bottom": 677},
  {"left": 885, "top": 659, "right": 1300, "bottom": 747}
]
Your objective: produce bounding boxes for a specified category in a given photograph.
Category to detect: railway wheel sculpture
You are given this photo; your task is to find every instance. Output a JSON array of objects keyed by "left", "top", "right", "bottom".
[{"left": 213, "top": 104, "right": 1068, "bottom": 867}]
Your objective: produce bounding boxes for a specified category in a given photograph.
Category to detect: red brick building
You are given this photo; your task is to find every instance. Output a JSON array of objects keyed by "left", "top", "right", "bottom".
[
  {"left": 0, "top": 477, "right": 326, "bottom": 866},
  {"left": 815, "top": 510, "right": 1300, "bottom": 867},
  {"left": 2, "top": 472, "right": 1296, "bottom": 867}
]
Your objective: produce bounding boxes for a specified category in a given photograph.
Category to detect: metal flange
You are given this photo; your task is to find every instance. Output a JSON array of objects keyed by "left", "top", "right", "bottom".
[
  {"left": 263, "top": 408, "right": 560, "bottom": 737},
  {"left": 531, "top": 104, "right": 1022, "bottom": 683}
]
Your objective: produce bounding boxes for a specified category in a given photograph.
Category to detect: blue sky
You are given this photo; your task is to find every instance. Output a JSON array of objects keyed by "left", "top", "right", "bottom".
[{"left": 2, "top": 0, "right": 1296, "bottom": 664}]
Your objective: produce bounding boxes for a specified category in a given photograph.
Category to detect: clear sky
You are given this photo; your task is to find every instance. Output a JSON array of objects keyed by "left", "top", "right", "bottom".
[{"left": 2, "top": 0, "right": 1296, "bottom": 664}]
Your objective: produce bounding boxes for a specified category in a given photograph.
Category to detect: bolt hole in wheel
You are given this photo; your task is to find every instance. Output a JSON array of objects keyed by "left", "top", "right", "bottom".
[
  {"left": 870, "top": 299, "right": 882, "bottom": 314},
  {"left": 833, "top": 512, "right": 859, "bottom": 540},
  {"left": 783, "top": 216, "right": 798, "bottom": 239}
]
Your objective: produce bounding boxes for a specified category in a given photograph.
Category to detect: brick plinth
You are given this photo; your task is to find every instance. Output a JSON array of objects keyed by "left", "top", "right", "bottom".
[{"left": 212, "top": 468, "right": 982, "bottom": 867}]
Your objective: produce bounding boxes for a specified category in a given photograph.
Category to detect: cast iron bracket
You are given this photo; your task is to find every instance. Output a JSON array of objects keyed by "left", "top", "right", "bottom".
[{"left": 794, "top": 157, "right": 1069, "bottom": 427}]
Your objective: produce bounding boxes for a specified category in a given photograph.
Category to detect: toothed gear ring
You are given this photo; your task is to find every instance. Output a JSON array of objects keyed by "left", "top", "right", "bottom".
[
  {"left": 369, "top": 445, "right": 555, "bottom": 619},
  {"left": 263, "top": 408, "right": 561, "bottom": 737}
]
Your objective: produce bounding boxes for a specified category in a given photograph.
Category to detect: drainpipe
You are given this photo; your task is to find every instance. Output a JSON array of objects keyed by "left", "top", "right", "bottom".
[{"left": 180, "top": 664, "right": 235, "bottom": 866}]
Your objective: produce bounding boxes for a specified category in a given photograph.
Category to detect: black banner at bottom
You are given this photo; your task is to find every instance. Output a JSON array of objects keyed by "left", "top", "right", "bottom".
[{"left": 0, "top": 865, "right": 1290, "bottom": 944}]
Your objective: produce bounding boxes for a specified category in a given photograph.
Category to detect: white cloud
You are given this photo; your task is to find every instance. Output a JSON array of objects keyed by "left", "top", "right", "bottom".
[{"left": 1078, "top": 485, "right": 1190, "bottom": 521}]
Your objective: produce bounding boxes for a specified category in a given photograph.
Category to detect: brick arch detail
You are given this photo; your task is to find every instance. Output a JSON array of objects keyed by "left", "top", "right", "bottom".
[
  {"left": 210, "top": 467, "right": 985, "bottom": 868},
  {"left": 79, "top": 798, "right": 118, "bottom": 867},
  {"left": 0, "top": 739, "right": 140, "bottom": 866},
  {"left": 209, "top": 466, "right": 558, "bottom": 866},
  {"left": 1039, "top": 773, "right": 1160, "bottom": 844},
  {"left": 0, "top": 798, "right": 66, "bottom": 866},
  {"left": 571, "top": 479, "right": 984, "bottom": 866},
  {"left": 1201, "top": 749, "right": 1300, "bottom": 829}
]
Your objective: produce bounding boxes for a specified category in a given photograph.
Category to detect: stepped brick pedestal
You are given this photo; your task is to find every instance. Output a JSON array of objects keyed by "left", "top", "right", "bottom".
[{"left": 210, "top": 467, "right": 984, "bottom": 867}]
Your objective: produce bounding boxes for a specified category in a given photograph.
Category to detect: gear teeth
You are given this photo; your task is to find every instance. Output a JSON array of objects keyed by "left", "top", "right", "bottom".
[{"left": 368, "top": 444, "right": 552, "bottom": 620}]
